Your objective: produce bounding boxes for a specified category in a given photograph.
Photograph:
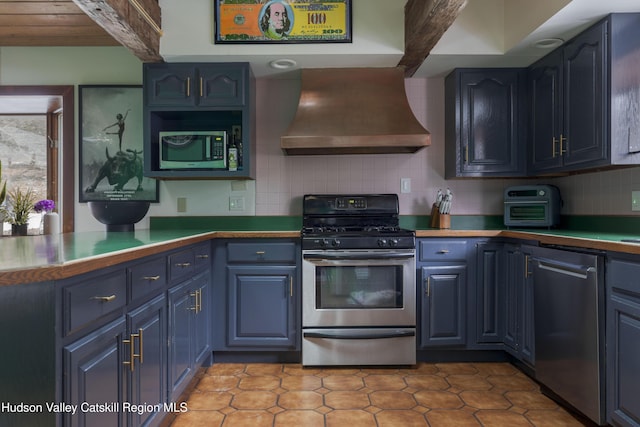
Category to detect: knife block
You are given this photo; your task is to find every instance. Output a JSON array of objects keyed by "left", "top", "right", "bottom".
[{"left": 430, "top": 204, "right": 450, "bottom": 229}]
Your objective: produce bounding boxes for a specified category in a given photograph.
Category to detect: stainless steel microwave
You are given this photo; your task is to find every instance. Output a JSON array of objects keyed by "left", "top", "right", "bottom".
[
  {"left": 159, "top": 130, "right": 227, "bottom": 170},
  {"left": 504, "top": 185, "right": 562, "bottom": 228}
]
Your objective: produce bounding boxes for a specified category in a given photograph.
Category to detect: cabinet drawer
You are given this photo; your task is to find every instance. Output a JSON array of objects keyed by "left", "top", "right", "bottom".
[
  {"left": 608, "top": 259, "right": 640, "bottom": 295},
  {"left": 129, "top": 257, "right": 167, "bottom": 301},
  {"left": 418, "top": 239, "right": 469, "bottom": 262},
  {"left": 169, "top": 248, "right": 195, "bottom": 283},
  {"left": 62, "top": 270, "right": 127, "bottom": 336},
  {"left": 227, "top": 242, "right": 297, "bottom": 263},
  {"left": 193, "top": 242, "right": 212, "bottom": 270}
]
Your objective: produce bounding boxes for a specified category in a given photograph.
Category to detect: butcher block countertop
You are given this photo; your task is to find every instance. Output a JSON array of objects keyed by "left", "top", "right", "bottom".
[{"left": 3, "top": 213, "right": 640, "bottom": 286}]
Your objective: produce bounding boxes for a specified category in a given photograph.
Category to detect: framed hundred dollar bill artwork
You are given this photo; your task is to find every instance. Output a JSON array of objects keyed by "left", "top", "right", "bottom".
[
  {"left": 79, "top": 85, "right": 159, "bottom": 203},
  {"left": 214, "top": 0, "right": 352, "bottom": 43}
]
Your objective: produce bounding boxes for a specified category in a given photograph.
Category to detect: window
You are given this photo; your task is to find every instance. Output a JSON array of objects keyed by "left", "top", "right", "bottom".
[
  {"left": 0, "top": 115, "right": 50, "bottom": 234},
  {"left": 0, "top": 86, "right": 74, "bottom": 234}
]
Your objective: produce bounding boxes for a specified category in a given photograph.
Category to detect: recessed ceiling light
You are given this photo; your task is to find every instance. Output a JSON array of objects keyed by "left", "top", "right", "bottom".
[
  {"left": 269, "top": 59, "right": 297, "bottom": 69},
  {"left": 533, "top": 38, "right": 564, "bottom": 49}
]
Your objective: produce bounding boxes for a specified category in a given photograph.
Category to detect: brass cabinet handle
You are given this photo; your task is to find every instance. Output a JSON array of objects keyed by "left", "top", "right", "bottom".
[
  {"left": 289, "top": 276, "right": 293, "bottom": 297},
  {"left": 464, "top": 145, "right": 469, "bottom": 164},
  {"left": 426, "top": 277, "right": 431, "bottom": 297},
  {"left": 525, "top": 255, "right": 532, "bottom": 277},
  {"left": 560, "top": 134, "right": 567, "bottom": 154},
  {"left": 189, "top": 289, "right": 202, "bottom": 313},
  {"left": 142, "top": 275, "right": 160, "bottom": 281},
  {"left": 196, "top": 254, "right": 209, "bottom": 259},
  {"left": 199, "top": 77, "right": 203, "bottom": 97},
  {"left": 175, "top": 262, "right": 191, "bottom": 268},
  {"left": 437, "top": 249, "right": 450, "bottom": 254},
  {"left": 123, "top": 329, "right": 142, "bottom": 371},
  {"left": 186, "top": 77, "right": 190, "bottom": 97},
  {"left": 90, "top": 294, "right": 116, "bottom": 302},
  {"left": 256, "top": 251, "right": 266, "bottom": 255}
]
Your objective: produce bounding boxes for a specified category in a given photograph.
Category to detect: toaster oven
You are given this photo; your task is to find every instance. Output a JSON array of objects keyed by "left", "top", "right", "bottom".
[{"left": 504, "top": 185, "right": 562, "bottom": 228}]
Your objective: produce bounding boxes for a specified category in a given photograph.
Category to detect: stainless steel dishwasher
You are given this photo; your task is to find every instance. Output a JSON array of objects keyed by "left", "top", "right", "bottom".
[{"left": 529, "top": 246, "right": 605, "bottom": 425}]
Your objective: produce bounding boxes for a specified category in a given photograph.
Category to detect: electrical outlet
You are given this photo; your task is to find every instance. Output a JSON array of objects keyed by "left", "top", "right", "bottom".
[
  {"left": 401, "top": 178, "right": 411, "bottom": 194},
  {"left": 229, "top": 196, "right": 245, "bottom": 211},
  {"left": 632, "top": 191, "right": 640, "bottom": 211},
  {"left": 177, "top": 197, "right": 187, "bottom": 213}
]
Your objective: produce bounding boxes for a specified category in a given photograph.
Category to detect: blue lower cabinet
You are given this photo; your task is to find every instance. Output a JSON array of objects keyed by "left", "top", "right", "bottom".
[
  {"left": 419, "top": 264, "right": 467, "bottom": 347},
  {"left": 168, "top": 271, "right": 211, "bottom": 401},
  {"left": 128, "top": 295, "right": 167, "bottom": 427},
  {"left": 607, "top": 257, "right": 640, "bottom": 427},
  {"left": 227, "top": 265, "right": 297, "bottom": 349},
  {"left": 63, "top": 318, "right": 127, "bottom": 427}
]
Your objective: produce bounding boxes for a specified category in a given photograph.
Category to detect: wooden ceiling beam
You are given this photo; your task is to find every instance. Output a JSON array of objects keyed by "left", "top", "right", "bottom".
[
  {"left": 399, "top": 0, "right": 468, "bottom": 77},
  {"left": 72, "top": 0, "right": 163, "bottom": 62}
]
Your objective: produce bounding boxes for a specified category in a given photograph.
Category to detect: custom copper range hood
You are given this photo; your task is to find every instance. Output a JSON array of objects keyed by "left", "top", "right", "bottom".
[{"left": 281, "top": 67, "right": 431, "bottom": 155}]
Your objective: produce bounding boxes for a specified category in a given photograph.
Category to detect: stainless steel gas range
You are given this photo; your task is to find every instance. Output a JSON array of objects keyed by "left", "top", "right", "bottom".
[{"left": 301, "top": 194, "right": 416, "bottom": 366}]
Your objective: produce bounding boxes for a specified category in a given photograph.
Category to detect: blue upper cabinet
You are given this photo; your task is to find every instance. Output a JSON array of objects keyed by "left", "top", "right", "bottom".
[
  {"left": 445, "top": 68, "right": 527, "bottom": 178},
  {"left": 143, "top": 62, "right": 256, "bottom": 179},
  {"left": 529, "top": 13, "right": 640, "bottom": 175}
]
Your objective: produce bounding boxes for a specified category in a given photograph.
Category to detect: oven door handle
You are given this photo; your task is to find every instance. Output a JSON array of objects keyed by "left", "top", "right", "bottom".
[
  {"left": 304, "top": 330, "right": 415, "bottom": 340},
  {"left": 303, "top": 252, "right": 414, "bottom": 261}
]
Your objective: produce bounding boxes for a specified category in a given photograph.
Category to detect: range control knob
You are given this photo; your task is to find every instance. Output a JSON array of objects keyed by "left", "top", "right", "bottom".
[
  {"left": 332, "top": 239, "right": 341, "bottom": 247},
  {"left": 377, "top": 239, "right": 388, "bottom": 247},
  {"left": 389, "top": 239, "right": 399, "bottom": 247},
  {"left": 320, "top": 239, "right": 330, "bottom": 248}
]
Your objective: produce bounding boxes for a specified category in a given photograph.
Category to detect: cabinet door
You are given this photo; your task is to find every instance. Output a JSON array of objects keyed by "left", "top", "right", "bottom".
[
  {"left": 475, "top": 242, "right": 504, "bottom": 344},
  {"left": 167, "top": 279, "right": 194, "bottom": 400},
  {"left": 144, "top": 64, "right": 197, "bottom": 107},
  {"left": 446, "top": 69, "right": 525, "bottom": 178},
  {"left": 503, "top": 245, "right": 523, "bottom": 353},
  {"left": 419, "top": 265, "right": 467, "bottom": 347},
  {"left": 522, "top": 257, "right": 535, "bottom": 366},
  {"left": 64, "top": 318, "right": 127, "bottom": 427},
  {"left": 198, "top": 64, "right": 247, "bottom": 107},
  {"left": 528, "top": 49, "right": 564, "bottom": 173},
  {"left": 128, "top": 295, "right": 166, "bottom": 427},
  {"left": 227, "top": 265, "right": 297, "bottom": 348},
  {"left": 607, "top": 258, "right": 640, "bottom": 427},
  {"left": 562, "top": 20, "right": 607, "bottom": 168},
  {"left": 192, "top": 272, "right": 211, "bottom": 365}
]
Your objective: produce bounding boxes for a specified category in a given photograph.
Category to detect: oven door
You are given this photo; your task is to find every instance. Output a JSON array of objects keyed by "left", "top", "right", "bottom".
[{"left": 302, "top": 249, "right": 416, "bottom": 327}]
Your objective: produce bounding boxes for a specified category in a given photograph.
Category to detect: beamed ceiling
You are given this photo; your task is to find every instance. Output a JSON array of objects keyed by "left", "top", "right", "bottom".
[{"left": 0, "top": 0, "right": 465, "bottom": 77}]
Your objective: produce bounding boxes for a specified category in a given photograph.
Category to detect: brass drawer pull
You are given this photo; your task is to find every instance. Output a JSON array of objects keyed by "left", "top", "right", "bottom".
[
  {"left": 90, "top": 294, "right": 116, "bottom": 302},
  {"left": 256, "top": 251, "right": 266, "bottom": 255},
  {"left": 175, "top": 262, "right": 191, "bottom": 268},
  {"left": 437, "top": 249, "right": 450, "bottom": 254},
  {"left": 142, "top": 275, "right": 160, "bottom": 281},
  {"left": 196, "top": 254, "right": 209, "bottom": 259}
]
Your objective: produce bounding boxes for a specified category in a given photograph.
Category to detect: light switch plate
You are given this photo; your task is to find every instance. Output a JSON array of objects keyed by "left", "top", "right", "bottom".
[
  {"left": 401, "top": 178, "right": 411, "bottom": 194},
  {"left": 632, "top": 191, "right": 640, "bottom": 211},
  {"left": 177, "top": 197, "right": 187, "bottom": 213},
  {"left": 229, "top": 196, "right": 245, "bottom": 211}
]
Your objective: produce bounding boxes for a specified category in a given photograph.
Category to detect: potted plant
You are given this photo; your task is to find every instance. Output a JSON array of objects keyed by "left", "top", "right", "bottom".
[{"left": 1, "top": 187, "right": 36, "bottom": 236}]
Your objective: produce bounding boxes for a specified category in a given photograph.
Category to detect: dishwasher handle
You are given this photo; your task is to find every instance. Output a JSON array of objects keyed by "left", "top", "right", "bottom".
[{"left": 535, "top": 259, "right": 596, "bottom": 279}]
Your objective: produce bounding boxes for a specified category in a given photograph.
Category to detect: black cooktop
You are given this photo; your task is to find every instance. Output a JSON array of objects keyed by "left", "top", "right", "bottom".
[{"left": 301, "top": 194, "right": 415, "bottom": 250}]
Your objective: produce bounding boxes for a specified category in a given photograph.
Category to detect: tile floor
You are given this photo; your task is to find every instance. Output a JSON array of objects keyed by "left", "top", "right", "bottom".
[{"left": 168, "top": 362, "right": 589, "bottom": 427}]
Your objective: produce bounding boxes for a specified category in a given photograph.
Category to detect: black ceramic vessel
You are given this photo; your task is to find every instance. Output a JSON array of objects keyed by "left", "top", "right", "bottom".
[{"left": 88, "top": 201, "right": 150, "bottom": 232}]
